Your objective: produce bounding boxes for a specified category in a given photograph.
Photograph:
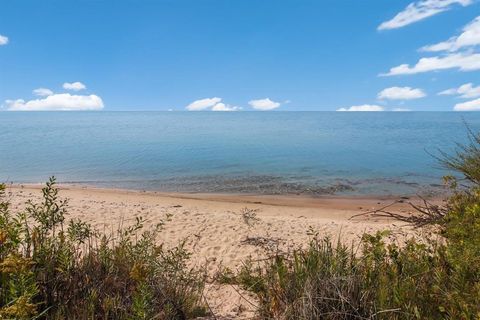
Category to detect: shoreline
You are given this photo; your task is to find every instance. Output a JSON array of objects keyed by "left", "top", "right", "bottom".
[
  {"left": 7, "top": 182, "right": 441, "bottom": 210},
  {"left": 3, "top": 170, "right": 446, "bottom": 199}
]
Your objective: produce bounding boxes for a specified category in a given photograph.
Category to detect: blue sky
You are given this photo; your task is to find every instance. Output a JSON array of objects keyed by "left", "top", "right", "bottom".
[{"left": 0, "top": 0, "right": 479, "bottom": 111}]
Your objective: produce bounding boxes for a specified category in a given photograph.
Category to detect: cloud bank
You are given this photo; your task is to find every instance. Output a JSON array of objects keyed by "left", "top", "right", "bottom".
[
  {"left": 4, "top": 82, "right": 104, "bottom": 111},
  {"left": 378, "top": 0, "right": 473, "bottom": 30},
  {"left": 186, "top": 97, "right": 281, "bottom": 111},
  {"left": 5, "top": 94, "right": 104, "bottom": 111},
  {"left": 378, "top": 86, "right": 426, "bottom": 100},
  {"left": 185, "top": 98, "right": 240, "bottom": 111},
  {"left": 186, "top": 97, "right": 222, "bottom": 111},
  {"left": 211, "top": 103, "right": 240, "bottom": 111},
  {"left": 248, "top": 98, "right": 281, "bottom": 110}
]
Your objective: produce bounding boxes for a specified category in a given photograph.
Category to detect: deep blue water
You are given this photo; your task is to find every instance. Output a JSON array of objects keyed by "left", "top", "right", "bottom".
[{"left": 1, "top": 112, "right": 480, "bottom": 196}]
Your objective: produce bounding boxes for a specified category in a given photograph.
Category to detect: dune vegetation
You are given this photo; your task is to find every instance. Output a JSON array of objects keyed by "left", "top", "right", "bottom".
[
  {"left": 230, "top": 131, "right": 480, "bottom": 319},
  {"left": 0, "top": 178, "right": 208, "bottom": 319}
]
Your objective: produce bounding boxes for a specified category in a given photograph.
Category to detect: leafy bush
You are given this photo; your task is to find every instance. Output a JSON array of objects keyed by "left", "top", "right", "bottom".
[
  {"left": 235, "top": 228, "right": 479, "bottom": 319},
  {"left": 0, "top": 177, "right": 207, "bottom": 319}
]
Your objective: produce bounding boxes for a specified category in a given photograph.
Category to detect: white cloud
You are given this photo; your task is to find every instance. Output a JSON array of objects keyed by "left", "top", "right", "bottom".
[
  {"left": 337, "top": 104, "right": 385, "bottom": 112},
  {"left": 422, "top": 16, "right": 480, "bottom": 52},
  {"left": 33, "top": 88, "right": 54, "bottom": 97},
  {"left": 248, "top": 98, "right": 281, "bottom": 110},
  {"left": 378, "top": 0, "right": 473, "bottom": 30},
  {"left": 439, "top": 83, "right": 480, "bottom": 98},
  {"left": 186, "top": 97, "right": 222, "bottom": 111},
  {"left": 392, "top": 108, "right": 412, "bottom": 111},
  {"left": 382, "top": 52, "right": 480, "bottom": 76},
  {"left": 0, "top": 35, "right": 8, "bottom": 45},
  {"left": 439, "top": 88, "right": 458, "bottom": 95},
  {"left": 211, "top": 102, "right": 240, "bottom": 111},
  {"left": 5, "top": 93, "right": 104, "bottom": 111},
  {"left": 185, "top": 98, "right": 241, "bottom": 111},
  {"left": 63, "top": 81, "right": 86, "bottom": 91},
  {"left": 454, "top": 98, "right": 480, "bottom": 110},
  {"left": 378, "top": 86, "right": 426, "bottom": 100}
]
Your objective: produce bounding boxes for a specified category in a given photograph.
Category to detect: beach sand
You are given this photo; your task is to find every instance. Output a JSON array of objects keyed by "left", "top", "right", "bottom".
[{"left": 5, "top": 185, "right": 438, "bottom": 319}]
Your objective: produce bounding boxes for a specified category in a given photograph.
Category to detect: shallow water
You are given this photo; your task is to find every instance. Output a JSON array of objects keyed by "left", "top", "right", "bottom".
[{"left": 1, "top": 111, "right": 479, "bottom": 196}]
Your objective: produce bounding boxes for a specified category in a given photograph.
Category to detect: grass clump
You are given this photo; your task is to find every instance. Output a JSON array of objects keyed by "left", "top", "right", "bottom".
[
  {"left": 0, "top": 177, "right": 207, "bottom": 319},
  {"left": 232, "top": 132, "right": 480, "bottom": 319},
  {"left": 236, "top": 220, "right": 479, "bottom": 319}
]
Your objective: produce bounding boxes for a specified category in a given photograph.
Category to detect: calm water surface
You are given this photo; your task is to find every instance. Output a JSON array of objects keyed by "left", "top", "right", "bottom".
[{"left": 1, "top": 112, "right": 479, "bottom": 196}]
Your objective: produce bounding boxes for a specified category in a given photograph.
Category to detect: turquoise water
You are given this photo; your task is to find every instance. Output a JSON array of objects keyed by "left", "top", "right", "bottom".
[{"left": 1, "top": 112, "right": 480, "bottom": 196}]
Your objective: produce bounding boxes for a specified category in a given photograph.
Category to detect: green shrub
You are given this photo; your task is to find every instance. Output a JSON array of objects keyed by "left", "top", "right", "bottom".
[
  {"left": 0, "top": 178, "right": 207, "bottom": 319},
  {"left": 235, "top": 228, "right": 479, "bottom": 319}
]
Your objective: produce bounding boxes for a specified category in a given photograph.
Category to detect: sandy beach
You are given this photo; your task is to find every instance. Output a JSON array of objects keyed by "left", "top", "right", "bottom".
[{"left": 4, "top": 184, "right": 437, "bottom": 318}]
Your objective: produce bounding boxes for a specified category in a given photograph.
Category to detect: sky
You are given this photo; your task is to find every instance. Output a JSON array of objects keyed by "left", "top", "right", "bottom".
[{"left": 0, "top": 0, "right": 480, "bottom": 111}]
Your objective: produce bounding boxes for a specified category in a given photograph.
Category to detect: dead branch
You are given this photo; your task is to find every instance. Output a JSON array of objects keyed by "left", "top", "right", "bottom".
[{"left": 349, "top": 195, "right": 447, "bottom": 228}]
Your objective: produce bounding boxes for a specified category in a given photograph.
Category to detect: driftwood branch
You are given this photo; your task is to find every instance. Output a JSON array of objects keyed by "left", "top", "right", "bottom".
[{"left": 349, "top": 195, "right": 447, "bottom": 228}]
